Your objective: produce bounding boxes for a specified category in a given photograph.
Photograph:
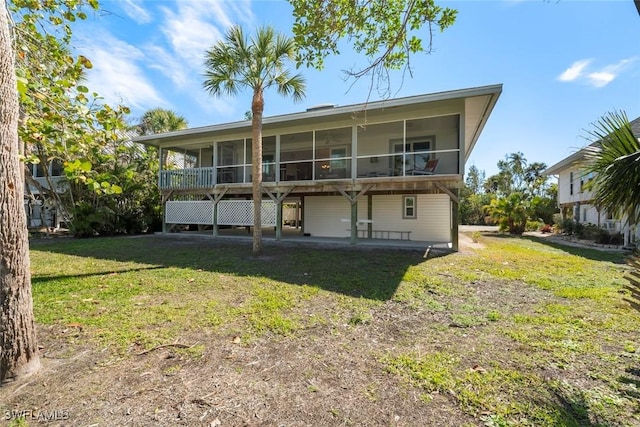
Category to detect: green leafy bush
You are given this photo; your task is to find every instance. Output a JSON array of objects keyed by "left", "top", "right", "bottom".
[{"left": 526, "top": 220, "right": 544, "bottom": 232}]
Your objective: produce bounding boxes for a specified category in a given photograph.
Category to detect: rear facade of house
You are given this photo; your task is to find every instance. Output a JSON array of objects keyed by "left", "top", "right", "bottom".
[{"left": 135, "top": 85, "right": 502, "bottom": 249}]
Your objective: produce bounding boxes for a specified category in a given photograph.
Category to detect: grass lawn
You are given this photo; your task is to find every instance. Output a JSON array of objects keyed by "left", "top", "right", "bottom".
[{"left": 2, "top": 233, "right": 639, "bottom": 426}]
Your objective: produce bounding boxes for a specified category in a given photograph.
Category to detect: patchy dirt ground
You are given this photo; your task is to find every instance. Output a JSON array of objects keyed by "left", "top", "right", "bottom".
[{"left": 0, "top": 233, "right": 634, "bottom": 427}]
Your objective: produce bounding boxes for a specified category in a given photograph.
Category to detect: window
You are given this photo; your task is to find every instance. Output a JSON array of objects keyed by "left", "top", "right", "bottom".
[
  {"left": 392, "top": 137, "right": 434, "bottom": 175},
  {"left": 569, "top": 172, "right": 574, "bottom": 195},
  {"left": 403, "top": 196, "right": 416, "bottom": 219}
]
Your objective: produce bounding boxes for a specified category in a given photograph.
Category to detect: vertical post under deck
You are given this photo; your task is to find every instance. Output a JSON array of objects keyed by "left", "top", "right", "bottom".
[
  {"left": 213, "top": 201, "right": 218, "bottom": 237},
  {"left": 451, "top": 189, "right": 459, "bottom": 251},
  {"left": 162, "top": 198, "right": 167, "bottom": 234},
  {"left": 276, "top": 194, "right": 282, "bottom": 241},
  {"left": 367, "top": 194, "right": 373, "bottom": 239},
  {"left": 350, "top": 191, "right": 357, "bottom": 245}
]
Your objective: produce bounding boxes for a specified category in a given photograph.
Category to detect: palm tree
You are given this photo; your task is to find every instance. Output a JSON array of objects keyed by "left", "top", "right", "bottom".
[
  {"left": 139, "top": 108, "right": 188, "bottom": 135},
  {"left": 203, "top": 25, "right": 306, "bottom": 256},
  {"left": 484, "top": 192, "right": 529, "bottom": 234},
  {"left": 506, "top": 151, "right": 527, "bottom": 193},
  {"left": 138, "top": 108, "right": 188, "bottom": 168},
  {"left": 585, "top": 111, "right": 640, "bottom": 227}
]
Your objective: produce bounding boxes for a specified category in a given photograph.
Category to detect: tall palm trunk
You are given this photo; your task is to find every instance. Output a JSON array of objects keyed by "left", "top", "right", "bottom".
[
  {"left": 0, "top": 3, "right": 40, "bottom": 382},
  {"left": 251, "top": 88, "right": 264, "bottom": 256}
]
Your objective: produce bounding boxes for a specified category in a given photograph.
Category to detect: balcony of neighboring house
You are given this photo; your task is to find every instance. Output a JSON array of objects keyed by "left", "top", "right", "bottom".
[
  {"left": 25, "top": 160, "right": 67, "bottom": 194},
  {"left": 157, "top": 114, "right": 462, "bottom": 192}
]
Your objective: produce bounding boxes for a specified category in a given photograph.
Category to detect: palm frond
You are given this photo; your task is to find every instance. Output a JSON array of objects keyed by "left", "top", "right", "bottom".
[
  {"left": 584, "top": 110, "right": 640, "bottom": 223},
  {"left": 202, "top": 25, "right": 306, "bottom": 103}
]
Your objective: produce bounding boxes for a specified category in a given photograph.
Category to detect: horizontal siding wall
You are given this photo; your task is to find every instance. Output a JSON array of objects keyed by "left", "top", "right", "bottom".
[
  {"left": 372, "top": 194, "right": 450, "bottom": 242},
  {"left": 304, "top": 194, "right": 451, "bottom": 242},
  {"left": 304, "top": 196, "right": 367, "bottom": 238}
]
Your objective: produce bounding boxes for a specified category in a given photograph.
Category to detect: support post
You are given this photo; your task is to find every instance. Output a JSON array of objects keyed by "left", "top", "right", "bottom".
[
  {"left": 276, "top": 194, "right": 283, "bottom": 241},
  {"left": 162, "top": 199, "right": 167, "bottom": 234},
  {"left": 300, "top": 196, "right": 305, "bottom": 234},
  {"left": 451, "top": 188, "right": 459, "bottom": 251},
  {"left": 367, "top": 194, "right": 373, "bottom": 239},
  {"left": 161, "top": 191, "right": 174, "bottom": 235},
  {"left": 213, "top": 203, "right": 218, "bottom": 237},
  {"left": 264, "top": 188, "right": 292, "bottom": 241},
  {"left": 350, "top": 191, "right": 357, "bottom": 245},
  {"left": 210, "top": 189, "right": 227, "bottom": 237}
]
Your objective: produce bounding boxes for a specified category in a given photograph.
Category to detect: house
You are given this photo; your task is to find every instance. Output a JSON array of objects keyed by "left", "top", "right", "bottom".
[
  {"left": 23, "top": 160, "right": 66, "bottom": 229},
  {"left": 543, "top": 116, "right": 640, "bottom": 246},
  {"left": 134, "top": 84, "right": 502, "bottom": 250}
]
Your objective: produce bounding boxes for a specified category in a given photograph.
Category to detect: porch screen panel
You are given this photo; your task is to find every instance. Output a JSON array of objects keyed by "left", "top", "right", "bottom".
[
  {"left": 165, "top": 201, "right": 214, "bottom": 225},
  {"left": 217, "top": 200, "right": 276, "bottom": 226},
  {"left": 356, "top": 121, "right": 403, "bottom": 178}
]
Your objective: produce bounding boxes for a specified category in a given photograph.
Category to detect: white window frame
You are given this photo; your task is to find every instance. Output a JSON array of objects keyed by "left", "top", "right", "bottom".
[{"left": 403, "top": 195, "right": 417, "bottom": 219}]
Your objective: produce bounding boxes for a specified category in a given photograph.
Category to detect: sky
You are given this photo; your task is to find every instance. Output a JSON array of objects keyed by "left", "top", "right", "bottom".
[{"left": 70, "top": 0, "right": 640, "bottom": 178}]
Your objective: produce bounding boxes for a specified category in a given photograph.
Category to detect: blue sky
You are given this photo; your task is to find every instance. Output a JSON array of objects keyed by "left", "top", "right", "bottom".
[{"left": 75, "top": 0, "right": 640, "bottom": 177}]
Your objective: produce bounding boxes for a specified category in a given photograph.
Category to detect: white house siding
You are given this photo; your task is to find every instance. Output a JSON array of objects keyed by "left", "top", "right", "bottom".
[
  {"left": 303, "top": 194, "right": 450, "bottom": 242},
  {"left": 557, "top": 166, "right": 594, "bottom": 206},
  {"left": 371, "top": 194, "right": 450, "bottom": 242},
  {"left": 304, "top": 196, "right": 368, "bottom": 237},
  {"left": 580, "top": 204, "right": 600, "bottom": 225}
]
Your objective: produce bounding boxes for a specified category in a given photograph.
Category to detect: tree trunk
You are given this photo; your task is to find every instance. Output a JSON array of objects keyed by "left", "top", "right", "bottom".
[
  {"left": 251, "top": 88, "right": 264, "bottom": 256},
  {"left": 0, "top": 2, "right": 41, "bottom": 382}
]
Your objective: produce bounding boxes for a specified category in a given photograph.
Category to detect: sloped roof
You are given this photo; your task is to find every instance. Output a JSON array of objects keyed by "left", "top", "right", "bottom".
[
  {"left": 134, "top": 84, "right": 502, "bottom": 163},
  {"left": 543, "top": 115, "right": 640, "bottom": 175}
]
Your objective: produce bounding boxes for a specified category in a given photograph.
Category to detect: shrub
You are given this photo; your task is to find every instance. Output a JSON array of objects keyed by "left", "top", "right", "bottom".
[
  {"left": 540, "top": 224, "right": 553, "bottom": 233},
  {"left": 526, "top": 220, "right": 544, "bottom": 232},
  {"left": 560, "top": 218, "right": 576, "bottom": 234},
  {"left": 610, "top": 233, "right": 623, "bottom": 245}
]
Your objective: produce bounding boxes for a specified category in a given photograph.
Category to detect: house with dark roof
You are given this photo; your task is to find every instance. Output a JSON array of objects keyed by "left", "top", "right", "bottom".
[{"left": 134, "top": 84, "right": 502, "bottom": 250}]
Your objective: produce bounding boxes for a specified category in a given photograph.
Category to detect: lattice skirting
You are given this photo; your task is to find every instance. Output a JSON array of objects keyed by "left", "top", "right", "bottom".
[
  {"left": 165, "top": 201, "right": 214, "bottom": 225},
  {"left": 165, "top": 200, "right": 276, "bottom": 227}
]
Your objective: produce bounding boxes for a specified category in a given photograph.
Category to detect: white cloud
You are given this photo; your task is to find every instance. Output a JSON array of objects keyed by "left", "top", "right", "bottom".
[
  {"left": 142, "top": 1, "right": 256, "bottom": 119},
  {"left": 120, "top": 0, "right": 152, "bottom": 25},
  {"left": 75, "top": 1, "right": 257, "bottom": 123},
  {"left": 586, "top": 58, "right": 636, "bottom": 88},
  {"left": 158, "top": 1, "right": 255, "bottom": 67},
  {"left": 586, "top": 71, "right": 615, "bottom": 88},
  {"left": 558, "top": 59, "right": 591, "bottom": 82},
  {"left": 79, "top": 32, "right": 167, "bottom": 110},
  {"left": 558, "top": 57, "right": 636, "bottom": 88},
  {"left": 145, "top": 44, "right": 189, "bottom": 88}
]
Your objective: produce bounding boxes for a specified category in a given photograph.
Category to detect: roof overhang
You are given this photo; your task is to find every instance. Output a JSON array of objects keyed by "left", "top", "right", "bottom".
[
  {"left": 134, "top": 84, "right": 502, "bottom": 161},
  {"left": 543, "top": 116, "right": 640, "bottom": 176},
  {"left": 542, "top": 148, "right": 589, "bottom": 176}
]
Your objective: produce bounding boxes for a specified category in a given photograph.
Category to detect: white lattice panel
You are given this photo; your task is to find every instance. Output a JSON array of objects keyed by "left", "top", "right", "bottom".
[
  {"left": 218, "top": 200, "right": 276, "bottom": 226},
  {"left": 166, "top": 201, "right": 214, "bottom": 225}
]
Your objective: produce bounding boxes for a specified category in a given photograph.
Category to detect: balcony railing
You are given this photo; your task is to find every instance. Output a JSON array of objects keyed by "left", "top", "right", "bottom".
[
  {"left": 158, "top": 149, "right": 460, "bottom": 191},
  {"left": 26, "top": 176, "right": 67, "bottom": 194}
]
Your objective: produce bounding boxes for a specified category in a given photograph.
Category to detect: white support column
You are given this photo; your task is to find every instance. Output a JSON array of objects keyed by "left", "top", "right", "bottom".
[
  {"left": 458, "top": 111, "right": 465, "bottom": 175},
  {"left": 275, "top": 134, "right": 281, "bottom": 183},
  {"left": 351, "top": 125, "right": 357, "bottom": 179},
  {"left": 213, "top": 141, "right": 218, "bottom": 185}
]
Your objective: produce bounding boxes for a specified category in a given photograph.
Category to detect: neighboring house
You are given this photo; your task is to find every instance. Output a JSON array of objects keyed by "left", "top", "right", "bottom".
[
  {"left": 543, "top": 116, "right": 640, "bottom": 246},
  {"left": 134, "top": 84, "right": 502, "bottom": 250},
  {"left": 24, "top": 159, "right": 66, "bottom": 229}
]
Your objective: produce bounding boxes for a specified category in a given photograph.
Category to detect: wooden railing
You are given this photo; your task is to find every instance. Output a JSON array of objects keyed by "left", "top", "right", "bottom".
[{"left": 159, "top": 167, "right": 216, "bottom": 190}]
